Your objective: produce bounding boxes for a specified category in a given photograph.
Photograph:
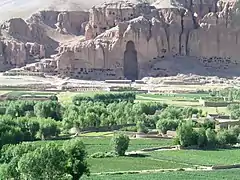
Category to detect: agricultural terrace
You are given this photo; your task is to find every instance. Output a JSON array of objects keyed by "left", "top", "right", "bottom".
[{"left": 0, "top": 88, "right": 240, "bottom": 179}]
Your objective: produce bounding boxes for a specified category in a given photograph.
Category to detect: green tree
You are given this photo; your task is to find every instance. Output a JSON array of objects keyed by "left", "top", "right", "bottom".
[
  {"left": 0, "top": 123, "right": 24, "bottom": 148},
  {"left": 201, "top": 119, "right": 215, "bottom": 130},
  {"left": 156, "top": 119, "right": 179, "bottom": 134},
  {"left": 196, "top": 128, "right": 207, "bottom": 148},
  {"left": 18, "top": 143, "right": 68, "bottom": 180},
  {"left": 36, "top": 118, "right": 60, "bottom": 140},
  {"left": 111, "top": 133, "right": 130, "bottom": 156},
  {"left": 216, "top": 129, "right": 238, "bottom": 146},
  {"left": 16, "top": 117, "right": 40, "bottom": 141},
  {"left": 34, "top": 101, "right": 62, "bottom": 121},
  {"left": 63, "top": 139, "right": 90, "bottom": 180},
  {"left": 0, "top": 143, "right": 38, "bottom": 179},
  {"left": 205, "top": 128, "right": 217, "bottom": 148},
  {"left": 176, "top": 122, "right": 197, "bottom": 147}
]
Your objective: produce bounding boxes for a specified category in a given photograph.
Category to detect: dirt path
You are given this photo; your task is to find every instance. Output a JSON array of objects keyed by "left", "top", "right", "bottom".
[{"left": 91, "top": 166, "right": 213, "bottom": 176}]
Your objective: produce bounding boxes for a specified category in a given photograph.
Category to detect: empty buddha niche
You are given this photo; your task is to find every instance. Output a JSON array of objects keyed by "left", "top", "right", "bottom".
[{"left": 124, "top": 41, "right": 138, "bottom": 81}]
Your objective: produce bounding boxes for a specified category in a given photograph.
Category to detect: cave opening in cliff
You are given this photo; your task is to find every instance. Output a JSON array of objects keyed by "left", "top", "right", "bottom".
[{"left": 124, "top": 41, "right": 138, "bottom": 81}]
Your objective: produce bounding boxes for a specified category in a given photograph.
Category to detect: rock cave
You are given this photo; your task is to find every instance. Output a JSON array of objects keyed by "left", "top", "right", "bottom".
[{"left": 124, "top": 41, "right": 138, "bottom": 81}]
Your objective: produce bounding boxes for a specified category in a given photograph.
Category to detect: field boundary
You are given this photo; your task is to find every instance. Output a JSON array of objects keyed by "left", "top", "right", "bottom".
[
  {"left": 91, "top": 167, "right": 213, "bottom": 176},
  {"left": 91, "top": 165, "right": 240, "bottom": 177},
  {"left": 212, "top": 164, "right": 240, "bottom": 170}
]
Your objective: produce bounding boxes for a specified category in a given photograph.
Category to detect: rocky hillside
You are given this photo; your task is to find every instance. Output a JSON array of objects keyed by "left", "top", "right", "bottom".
[
  {"left": 0, "top": 0, "right": 137, "bottom": 22},
  {"left": 1, "top": 0, "right": 240, "bottom": 80}
]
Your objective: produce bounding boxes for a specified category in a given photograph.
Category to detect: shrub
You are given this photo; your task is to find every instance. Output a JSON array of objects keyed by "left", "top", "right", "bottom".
[
  {"left": 90, "top": 152, "right": 106, "bottom": 158},
  {"left": 90, "top": 151, "right": 117, "bottom": 158},
  {"left": 156, "top": 119, "right": 179, "bottom": 134},
  {"left": 205, "top": 128, "right": 217, "bottom": 147},
  {"left": 216, "top": 129, "right": 238, "bottom": 146},
  {"left": 230, "top": 126, "right": 240, "bottom": 137},
  {"left": 120, "top": 126, "right": 137, "bottom": 132},
  {"left": 144, "top": 115, "right": 159, "bottom": 128},
  {"left": 136, "top": 121, "right": 148, "bottom": 134},
  {"left": 105, "top": 151, "right": 117, "bottom": 158},
  {"left": 111, "top": 133, "right": 130, "bottom": 156},
  {"left": 201, "top": 119, "right": 215, "bottom": 129},
  {"left": 196, "top": 128, "right": 207, "bottom": 148},
  {"left": 173, "top": 136, "right": 180, "bottom": 145}
]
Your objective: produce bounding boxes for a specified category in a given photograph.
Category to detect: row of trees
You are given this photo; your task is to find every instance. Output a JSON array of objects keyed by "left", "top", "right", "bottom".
[
  {"left": 63, "top": 101, "right": 167, "bottom": 130},
  {"left": 0, "top": 116, "right": 60, "bottom": 148},
  {"left": 228, "top": 104, "right": 240, "bottom": 119},
  {"left": 3, "top": 100, "right": 62, "bottom": 121},
  {"left": 1, "top": 94, "right": 205, "bottom": 135},
  {"left": 72, "top": 92, "right": 136, "bottom": 105},
  {"left": 0, "top": 100, "right": 168, "bottom": 148},
  {"left": 175, "top": 121, "right": 240, "bottom": 148},
  {"left": 0, "top": 139, "right": 89, "bottom": 180},
  {"left": 0, "top": 132, "right": 131, "bottom": 179},
  {"left": 153, "top": 106, "right": 203, "bottom": 134},
  {"left": 211, "top": 88, "right": 240, "bottom": 101}
]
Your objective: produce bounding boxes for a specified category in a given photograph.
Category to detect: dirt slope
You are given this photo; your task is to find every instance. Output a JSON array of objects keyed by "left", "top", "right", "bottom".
[{"left": 0, "top": 0, "right": 140, "bottom": 22}]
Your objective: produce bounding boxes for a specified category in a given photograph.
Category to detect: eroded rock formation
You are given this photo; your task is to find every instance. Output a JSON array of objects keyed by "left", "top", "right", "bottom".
[
  {"left": 0, "top": 10, "right": 89, "bottom": 71},
  {"left": 1, "top": 0, "right": 240, "bottom": 80}
]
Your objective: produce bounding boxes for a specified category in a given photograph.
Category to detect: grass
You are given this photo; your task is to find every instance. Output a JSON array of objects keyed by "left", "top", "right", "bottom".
[
  {"left": 32, "top": 137, "right": 178, "bottom": 173},
  {"left": 5, "top": 91, "right": 56, "bottom": 97},
  {"left": 88, "top": 156, "right": 186, "bottom": 173},
  {"left": 197, "top": 106, "right": 229, "bottom": 114},
  {"left": 58, "top": 91, "right": 105, "bottom": 104},
  {"left": 33, "top": 136, "right": 174, "bottom": 155},
  {"left": 80, "top": 132, "right": 114, "bottom": 137},
  {"left": 149, "top": 149, "right": 240, "bottom": 166},
  {"left": 57, "top": 92, "right": 82, "bottom": 104},
  {"left": 82, "top": 169, "right": 240, "bottom": 180},
  {"left": 81, "top": 137, "right": 173, "bottom": 154},
  {"left": 136, "top": 94, "right": 229, "bottom": 115},
  {"left": 138, "top": 93, "right": 209, "bottom": 99}
]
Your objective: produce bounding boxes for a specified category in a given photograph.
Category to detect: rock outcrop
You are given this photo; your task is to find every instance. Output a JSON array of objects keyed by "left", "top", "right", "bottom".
[
  {"left": 1, "top": 0, "right": 240, "bottom": 80},
  {"left": 0, "top": 9, "right": 89, "bottom": 71}
]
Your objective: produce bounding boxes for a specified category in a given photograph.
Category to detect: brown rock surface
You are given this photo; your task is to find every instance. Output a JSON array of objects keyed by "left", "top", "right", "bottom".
[
  {"left": 1, "top": 0, "right": 240, "bottom": 80},
  {"left": 0, "top": 9, "right": 89, "bottom": 71}
]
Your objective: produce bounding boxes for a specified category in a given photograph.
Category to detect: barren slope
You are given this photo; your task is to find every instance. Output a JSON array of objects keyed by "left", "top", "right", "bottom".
[{"left": 0, "top": 0, "right": 139, "bottom": 22}]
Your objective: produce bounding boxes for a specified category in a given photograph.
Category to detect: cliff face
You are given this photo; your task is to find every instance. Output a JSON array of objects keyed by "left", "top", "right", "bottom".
[
  {"left": 1, "top": 0, "right": 240, "bottom": 80},
  {"left": 0, "top": 10, "right": 89, "bottom": 70},
  {"left": 51, "top": 0, "right": 240, "bottom": 80}
]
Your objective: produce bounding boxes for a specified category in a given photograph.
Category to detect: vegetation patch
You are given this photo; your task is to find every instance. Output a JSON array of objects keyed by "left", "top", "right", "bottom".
[
  {"left": 149, "top": 149, "right": 240, "bottom": 166},
  {"left": 88, "top": 157, "right": 187, "bottom": 173},
  {"left": 81, "top": 169, "right": 240, "bottom": 180}
]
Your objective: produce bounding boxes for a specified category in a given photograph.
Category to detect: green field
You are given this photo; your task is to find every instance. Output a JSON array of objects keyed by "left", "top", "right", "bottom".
[
  {"left": 0, "top": 89, "right": 237, "bottom": 178},
  {"left": 34, "top": 137, "right": 240, "bottom": 173},
  {"left": 136, "top": 93, "right": 229, "bottom": 114},
  {"left": 138, "top": 93, "right": 209, "bottom": 100},
  {"left": 33, "top": 137, "right": 179, "bottom": 173},
  {"left": 149, "top": 149, "right": 240, "bottom": 166},
  {"left": 58, "top": 91, "right": 105, "bottom": 104},
  {"left": 82, "top": 137, "right": 173, "bottom": 154},
  {"left": 89, "top": 157, "right": 186, "bottom": 173},
  {"left": 0, "top": 90, "right": 229, "bottom": 114},
  {"left": 5, "top": 91, "right": 56, "bottom": 97},
  {"left": 82, "top": 169, "right": 240, "bottom": 180},
  {"left": 38, "top": 137, "right": 174, "bottom": 155}
]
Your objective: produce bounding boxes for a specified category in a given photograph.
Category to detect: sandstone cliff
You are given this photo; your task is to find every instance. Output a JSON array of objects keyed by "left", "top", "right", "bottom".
[
  {"left": 2, "top": 0, "right": 240, "bottom": 80},
  {"left": 51, "top": 0, "right": 240, "bottom": 80},
  {"left": 0, "top": 10, "right": 89, "bottom": 70}
]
